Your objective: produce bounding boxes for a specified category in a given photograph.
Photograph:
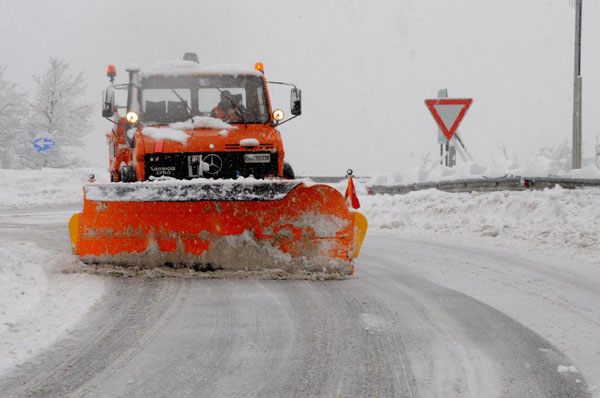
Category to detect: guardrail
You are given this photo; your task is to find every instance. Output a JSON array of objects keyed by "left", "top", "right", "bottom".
[
  {"left": 300, "top": 176, "right": 370, "bottom": 184},
  {"left": 299, "top": 176, "right": 345, "bottom": 183},
  {"left": 366, "top": 177, "right": 600, "bottom": 195}
]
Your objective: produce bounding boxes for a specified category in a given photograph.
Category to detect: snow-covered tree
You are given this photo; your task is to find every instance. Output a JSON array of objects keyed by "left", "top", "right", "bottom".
[
  {"left": 538, "top": 140, "right": 571, "bottom": 175},
  {"left": 0, "top": 66, "right": 34, "bottom": 169},
  {"left": 30, "top": 58, "right": 93, "bottom": 167}
]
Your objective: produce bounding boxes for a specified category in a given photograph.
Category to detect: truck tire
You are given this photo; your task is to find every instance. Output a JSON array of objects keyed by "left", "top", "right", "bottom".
[
  {"left": 283, "top": 162, "right": 295, "bottom": 180},
  {"left": 120, "top": 166, "right": 136, "bottom": 183}
]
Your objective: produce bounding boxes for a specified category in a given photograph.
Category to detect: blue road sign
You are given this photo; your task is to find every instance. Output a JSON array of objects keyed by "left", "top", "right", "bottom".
[{"left": 33, "top": 137, "right": 55, "bottom": 153}]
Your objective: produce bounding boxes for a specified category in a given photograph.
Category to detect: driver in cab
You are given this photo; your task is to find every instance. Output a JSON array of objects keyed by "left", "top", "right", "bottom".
[{"left": 211, "top": 90, "right": 245, "bottom": 122}]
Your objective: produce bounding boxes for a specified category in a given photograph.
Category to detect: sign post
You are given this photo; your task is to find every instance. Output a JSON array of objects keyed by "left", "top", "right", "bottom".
[
  {"left": 572, "top": 0, "right": 583, "bottom": 169},
  {"left": 436, "top": 89, "right": 451, "bottom": 166}
]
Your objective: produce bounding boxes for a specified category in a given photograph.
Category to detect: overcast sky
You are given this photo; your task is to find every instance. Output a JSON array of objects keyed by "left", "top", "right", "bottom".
[{"left": 1, "top": 0, "right": 598, "bottom": 175}]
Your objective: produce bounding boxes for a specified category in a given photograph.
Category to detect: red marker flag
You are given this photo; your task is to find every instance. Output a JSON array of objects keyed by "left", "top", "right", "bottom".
[{"left": 345, "top": 176, "right": 360, "bottom": 209}]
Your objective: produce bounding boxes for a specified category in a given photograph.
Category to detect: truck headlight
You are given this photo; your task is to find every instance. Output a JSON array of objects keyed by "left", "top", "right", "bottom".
[
  {"left": 273, "top": 109, "right": 284, "bottom": 121},
  {"left": 126, "top": 111, "right": 139, "bottom": 124}
]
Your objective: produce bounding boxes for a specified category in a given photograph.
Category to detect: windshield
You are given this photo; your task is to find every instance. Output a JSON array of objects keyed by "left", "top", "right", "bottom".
[{"left": 140, "top": 75, "right": 269, "bottom": 125}]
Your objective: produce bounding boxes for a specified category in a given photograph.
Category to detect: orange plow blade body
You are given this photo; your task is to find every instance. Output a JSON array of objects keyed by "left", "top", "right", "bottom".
[{"left": 69, "top": 180, "right": 367, "bottom": 275}]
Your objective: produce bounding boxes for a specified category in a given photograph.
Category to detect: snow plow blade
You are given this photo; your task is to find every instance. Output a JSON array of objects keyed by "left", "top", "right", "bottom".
[{"left": 69, "top": 180, "right": 367, "bottom": 276}]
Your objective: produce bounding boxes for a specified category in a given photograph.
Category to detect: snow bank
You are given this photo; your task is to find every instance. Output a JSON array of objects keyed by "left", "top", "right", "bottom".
[
  {"left": 0, "top": 240, "right": 47, "bottom": 331},
  {"left": 325, "top": 175, "right": 600, "bottom": 263},
  {"left": 0, "top": 167, "right": 109, "bottom": 208},
  {"left": 571, "top": 165, "right": 600, "bottom": 179},
  {"left": 354, "top": 155, "right": 600, "bottom": 261},
  {"left": 359, "top": 186, "right": 600, "bottom": 262},
  {"left": 0, "top": 239, "right": 105, "bottom": 376}
]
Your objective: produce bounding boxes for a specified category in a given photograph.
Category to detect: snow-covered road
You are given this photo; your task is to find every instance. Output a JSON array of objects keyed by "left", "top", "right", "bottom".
[
  {"left": 1, "top": 168, "right": 599, "bottom": 397},
  {"left": 0, "top": 208, "right": 596, "bottom": 397}
]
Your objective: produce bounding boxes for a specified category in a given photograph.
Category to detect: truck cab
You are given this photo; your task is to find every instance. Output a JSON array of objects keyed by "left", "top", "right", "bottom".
[{"left": 102, "top": 57, "right": 301, "bottom": 183}]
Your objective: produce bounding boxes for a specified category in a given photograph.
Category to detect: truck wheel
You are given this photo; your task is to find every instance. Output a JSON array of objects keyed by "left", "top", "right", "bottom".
[
  {"left": 283, "top": 162, "right": 295, "bottom": 180},
  {"left": 120, "top": 166, "right": 136, "bottom": 183}
]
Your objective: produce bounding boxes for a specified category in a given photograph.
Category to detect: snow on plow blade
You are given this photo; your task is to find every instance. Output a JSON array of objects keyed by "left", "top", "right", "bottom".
[{"left": 69, "top": 180, "right": 367, "bottom": 275}]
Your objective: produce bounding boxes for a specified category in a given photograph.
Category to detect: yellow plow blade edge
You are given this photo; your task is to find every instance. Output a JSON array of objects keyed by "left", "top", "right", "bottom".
[{"left": 352, "top": 211, "right": 368, "bottom": 258}]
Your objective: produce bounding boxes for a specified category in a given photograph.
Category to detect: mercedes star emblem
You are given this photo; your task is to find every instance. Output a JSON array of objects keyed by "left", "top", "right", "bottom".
[{"left": 203, "top": 154, "right": 222, "bottom": 174}]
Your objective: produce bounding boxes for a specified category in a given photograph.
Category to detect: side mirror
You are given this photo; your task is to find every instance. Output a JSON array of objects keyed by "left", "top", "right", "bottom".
[
  {"left": 102, "top": 87, "right": 115, "bottom": 118},
  {"left": 290, "top": 87, "right": 302, "bottom": 116}
]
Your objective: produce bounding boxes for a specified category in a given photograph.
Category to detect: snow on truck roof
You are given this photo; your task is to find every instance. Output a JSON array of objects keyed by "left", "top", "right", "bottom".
[{"left": 140, "top": 60, "right": 264, "bottom": 78}]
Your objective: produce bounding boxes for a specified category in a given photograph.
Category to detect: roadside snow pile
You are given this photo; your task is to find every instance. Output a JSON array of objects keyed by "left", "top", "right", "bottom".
[
  {"left": 348, "top": 153, "right": 600, "bottom": 261},
  {"left": 360, "top": 186, "right": 600, "bottom": 261},
  {"left": 369, "top": 158, "right": 600, "bottom": 185},
  {"left": 0, "top": 167, "right": 109, "bottom": 208},
  {"left": 0, "top": 240, "right": 47, "bottom": 332},
  {"left": 571, "top": 165, "right": 600, "bottom": 179},
  {"left": 0, "top": 238, "right": 105, "bottom": 375}
]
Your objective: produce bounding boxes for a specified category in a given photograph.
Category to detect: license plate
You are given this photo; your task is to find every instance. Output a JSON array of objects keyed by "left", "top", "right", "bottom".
[{"left": 244, "top": 153, "right": 270, "bottom": 163}]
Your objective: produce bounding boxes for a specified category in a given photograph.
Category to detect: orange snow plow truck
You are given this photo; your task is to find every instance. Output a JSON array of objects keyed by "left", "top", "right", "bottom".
[{"left": 69, "top": 54, "right": 367, "bottom": 275}]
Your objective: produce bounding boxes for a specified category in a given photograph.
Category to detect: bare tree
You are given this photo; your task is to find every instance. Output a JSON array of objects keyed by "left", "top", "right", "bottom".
[
  {"left": 30, "top": 58, "right": 93, "bottom": 167},
  {"left": 0, "top": 66, "right": 34, "bottom": 168},
  {"left": 496, "top": 143, "right": 510, "bottom": 161},
  {"left": 418, "top": 151, "right": 434, "bottom": 181}
]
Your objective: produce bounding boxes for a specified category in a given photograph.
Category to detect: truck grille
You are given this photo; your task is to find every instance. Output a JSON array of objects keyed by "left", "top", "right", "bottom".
[
  {"left": 225, "top": 143, "right": 275, "bottom": 150},
  {"left": 145, "top": 152, "right": 278, "bottom": 180}
]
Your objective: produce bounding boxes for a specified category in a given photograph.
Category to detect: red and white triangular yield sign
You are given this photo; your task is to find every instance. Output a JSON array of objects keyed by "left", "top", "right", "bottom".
[{"left": 425, "top": 98, "right": 473, "bottom": 140}]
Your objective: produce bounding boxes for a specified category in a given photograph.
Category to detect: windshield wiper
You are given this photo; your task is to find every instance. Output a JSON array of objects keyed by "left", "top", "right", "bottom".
[
  {"left": 170, "top": 88, "right": 195, "bottom": 123},
  {"left": 215, "top": 87, "right": 247, "bottom": 127}
]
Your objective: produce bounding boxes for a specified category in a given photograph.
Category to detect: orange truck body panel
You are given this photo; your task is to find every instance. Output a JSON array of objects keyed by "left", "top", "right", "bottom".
[{"left": 130, "top": 123, "right": 284, "bottom": 181}]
